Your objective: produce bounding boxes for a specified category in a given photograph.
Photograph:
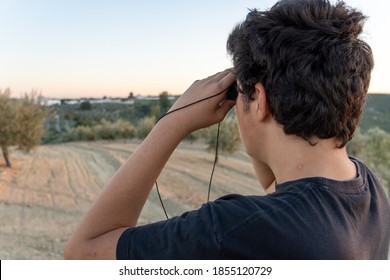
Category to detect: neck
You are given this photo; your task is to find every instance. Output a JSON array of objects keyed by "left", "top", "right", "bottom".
[{"left": 262, "top": 130, "right": 356, "bottom": 185}]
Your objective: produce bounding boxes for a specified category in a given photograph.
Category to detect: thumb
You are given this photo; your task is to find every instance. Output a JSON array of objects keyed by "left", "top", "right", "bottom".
[{"left": 215, "top": 99, "right": 236, "bottom": 122}]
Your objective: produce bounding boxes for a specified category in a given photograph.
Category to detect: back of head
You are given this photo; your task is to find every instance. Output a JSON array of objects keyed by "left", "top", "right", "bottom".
[{"left": 227, "top": 0, "right": 374, "bottom": 147}]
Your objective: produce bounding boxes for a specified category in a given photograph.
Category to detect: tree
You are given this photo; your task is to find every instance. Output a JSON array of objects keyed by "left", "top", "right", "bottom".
[
  {"left": 0, "top": 88, "right": 17, "bottom": 167},
  {"left": 0, "top": 89, "right": 48, "bottom": 168},
  {"left": 80, "top": 100, "right": 92, "bottom": 110},
  {"left": 15, "top": 91, "right": 49, "bottom": 153},
  {"left": 159, "top": 91, "right": 171, "bottom": 117},
  {"left": 136, "top": 116, "right": 155, "bottom": 139},
  {"left": 205, "top": 116, "right": 241, "bottom": 155}
]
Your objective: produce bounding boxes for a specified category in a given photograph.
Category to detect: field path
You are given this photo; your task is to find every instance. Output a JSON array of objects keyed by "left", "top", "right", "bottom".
[{"left": 0, "top": 140, "right": 262, "bottom": 259}]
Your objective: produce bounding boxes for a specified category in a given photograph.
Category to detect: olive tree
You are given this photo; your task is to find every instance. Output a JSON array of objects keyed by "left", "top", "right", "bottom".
[
  {"left": 0, "top": 88, "right": 17, "bottom": 167},
  {"left": 0, "top": 89, "right": 48, "bottom": 168}
]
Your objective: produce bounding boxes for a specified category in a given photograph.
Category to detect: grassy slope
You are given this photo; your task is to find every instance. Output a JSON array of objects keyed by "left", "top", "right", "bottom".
[{"left": 359, "top": 94, "right": 390, "bottom": 133}]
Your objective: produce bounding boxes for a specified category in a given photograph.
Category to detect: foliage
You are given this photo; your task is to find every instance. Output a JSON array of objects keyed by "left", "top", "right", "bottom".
[
  {"left": 43, "top": 95, "right": 174, "bottom": 143},
  {"left": 14, "top": 92, "right": 49, "bottom": 152},
  {"left": 0, "top": 89, "right": 17, "bottom": 148},
  {"left": 359, "top": 94, "right": 390, "bottom": 133},
  {"left": 204, "top": 116, "right": 241, "bottom": 154},
  {"left": 95, "top": 119, "right": 136, "bottom": 140},
  {"left": 0, "top": 89, "right": 17, "bottom": 167},
  {"left": 59, "top": 119, "right": 136, "bottom": 142},
  {"left": 79, "top": 101, "right": 92, "bottom": 110},
  {"left": 347, "top": 127, "right": 390, "bottom": 196},
  {"left": 159, "top": 91, "right": 171, "bottom": 117},
  {"left": 0, "top": 89, "right": 49, "bottom": 167},
  {"left": 69, "top": 126, "right": 96, "bottom": 142},
  {"left": 136, "top": 116, "right": 155, "bottom": 139}
]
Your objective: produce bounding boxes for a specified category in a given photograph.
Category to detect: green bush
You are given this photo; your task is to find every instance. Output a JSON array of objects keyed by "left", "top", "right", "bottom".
[
  {"left": 60, "top": 119, "right": 135, "bottom": 142},
  {"left": 204, "top": 116, "right": 241, "bottom": 154},
  {"left": 136, "top": 116, "right": 155, "bottom": 139},
  {"left": 75, "top": 126, "right": 96, "bottom": 141},
  {"left": 112, "top": 119, "right": 136, "bottom": 139},
  {"left": 93, "top": 118, "right": 135, "bottom": 140},
  {"left": 348, "top": 127, "right": 390, "bottom": 197},
  {"left": 79, "top": 101, "right": 92, "bottom": 110},
  {"left": 95, "top": 119, "right": 114, "bottom": 140}
]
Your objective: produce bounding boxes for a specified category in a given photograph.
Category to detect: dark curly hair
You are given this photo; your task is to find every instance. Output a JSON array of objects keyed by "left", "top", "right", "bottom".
[{"left": 227, "top": 0, "right": 374, "bottom": 148}]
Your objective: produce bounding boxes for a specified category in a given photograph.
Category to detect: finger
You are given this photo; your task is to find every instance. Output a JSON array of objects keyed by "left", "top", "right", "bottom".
[
  {"left": 209, "top": 68, "right": 235, "bottom": 82},
  {"left": 203, "top": 69, "right": 227, "bottom": 81},
  {"left": 218, "top": 99, "right": 236, "bottom": 110},
  {"left": 202, "top": 68, "right": 234, "bottom": 85},
  {"left": 209, "top": 70, "right": 236, "bottom": 100},
  {"left": 215, "top": 99, "right": 236, "bottom": 121}
]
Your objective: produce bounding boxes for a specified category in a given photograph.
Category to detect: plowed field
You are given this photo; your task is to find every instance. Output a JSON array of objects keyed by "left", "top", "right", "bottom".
[{"left": 0, "top": 140, "right": 262, "bottom": 259}]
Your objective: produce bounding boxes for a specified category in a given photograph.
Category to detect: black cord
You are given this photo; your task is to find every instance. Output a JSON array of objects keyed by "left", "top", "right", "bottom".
[
  {"left": 155, "top": 85, "right": 230, "bottom": 220},
  {"left": 207, "top": 122, "right": 220, "bottom": 202},
  {"left": 155, "top": 181, "right": 169, "bottom": 220},
  {"left": 156, "top": 88, "right": 228, "bottom": 124}
]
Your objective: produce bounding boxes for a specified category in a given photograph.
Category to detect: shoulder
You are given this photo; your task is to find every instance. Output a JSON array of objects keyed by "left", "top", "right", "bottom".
[
  {"left": 116, "top": 193, "right": 291, "bottom": 259},
  {"left": 208, "top": 191, "right": 308, "bottom": 233},
  {"left": 349, "top": 156, "right": 383, "bottom": 187},
  {"left": 349, "top": 156, "right": 390, "bottom": 211}
]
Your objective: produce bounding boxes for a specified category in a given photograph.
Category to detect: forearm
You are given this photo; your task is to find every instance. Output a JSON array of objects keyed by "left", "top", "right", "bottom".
[
  {"left": 89, "top": 116, "right": 186, "bottom": 230},
  {"left": 65, "top": 117, "right": 186, "bottom": 258}
]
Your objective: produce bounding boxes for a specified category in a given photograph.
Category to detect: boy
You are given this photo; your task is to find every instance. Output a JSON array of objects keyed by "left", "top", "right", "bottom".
[{"left": 65, "top": 0, "right": 390, "bottom": 259}]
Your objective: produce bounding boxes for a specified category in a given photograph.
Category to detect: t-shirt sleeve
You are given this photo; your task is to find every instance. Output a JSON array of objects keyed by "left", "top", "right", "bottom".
[{"left": 116, "top": 203, "right": 224, "bottom": 259}]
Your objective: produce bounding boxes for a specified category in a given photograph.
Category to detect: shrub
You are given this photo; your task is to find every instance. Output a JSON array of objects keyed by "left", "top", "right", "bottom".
[
  {"left": 136, "top": 116, "right": 155, "bottom": 139},
  {"left": 96, "top": 119, "right": 114, "bottom": 140},
  {"left": 112, "top": 119, "right": 136, "bottom": 139},
  {"left": 60, "top": 118, "right": 135, "bottom": 142},
  {"left": 348, "top": 127, "right": 390, "bottom": 197},
  {"left": 80, "top": 101, "right": 92, "bottom": 110},
  {"left": 75, "top": 126, "right": 96, "bottom": 141},
  {"left": 205, "top": 116, "right": 241, "bottom": 154}
]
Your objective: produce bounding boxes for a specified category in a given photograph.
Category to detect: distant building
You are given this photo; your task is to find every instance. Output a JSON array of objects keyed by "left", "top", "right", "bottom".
[
  {"left": 42, "top": 99, "right": 62, "bottom": 106},
  {"left": 41, "top": 98, "right": 135, "bottom": 106}
]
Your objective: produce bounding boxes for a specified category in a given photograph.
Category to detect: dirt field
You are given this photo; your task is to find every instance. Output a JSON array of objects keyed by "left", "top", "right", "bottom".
[{"left": 0, "top": 140, "right": 263, "bottom": 259}]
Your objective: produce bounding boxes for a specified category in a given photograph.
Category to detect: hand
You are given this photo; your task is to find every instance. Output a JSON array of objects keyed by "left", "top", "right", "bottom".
[{"left": 163, "top": 69, "right": 236, "bottom": 134}]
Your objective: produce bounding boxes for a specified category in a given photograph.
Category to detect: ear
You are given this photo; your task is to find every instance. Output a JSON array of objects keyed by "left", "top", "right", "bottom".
[{"left": 254, "top": 82, "right": 269, "bottom": 121}]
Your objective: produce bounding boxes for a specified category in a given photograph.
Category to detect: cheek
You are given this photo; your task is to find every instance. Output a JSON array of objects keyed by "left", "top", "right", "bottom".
[
  {"left": 235, "top": 95, "right": 258, "bottom": 157},
  {"left": 235, "top": 97, "right": 249, "bottom": 145}
]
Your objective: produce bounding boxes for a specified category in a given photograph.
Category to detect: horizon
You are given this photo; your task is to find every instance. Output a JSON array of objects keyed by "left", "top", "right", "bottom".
[
  {"left": 6, "top": 91, "right": 390, "bottom": 101},
  {"left": 1, "top": 0, "right": 390, "bottom": 98}
]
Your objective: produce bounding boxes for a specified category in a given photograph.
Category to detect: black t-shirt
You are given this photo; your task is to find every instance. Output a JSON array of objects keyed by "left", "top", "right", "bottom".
[{"left": 117, "top": 158, "right": 390, "bottom": 259}]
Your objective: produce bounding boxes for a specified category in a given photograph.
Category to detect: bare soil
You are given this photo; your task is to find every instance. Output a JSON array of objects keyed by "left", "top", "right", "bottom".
[{"left": 0, "top": 140, "right": 263, "bottom": 259}]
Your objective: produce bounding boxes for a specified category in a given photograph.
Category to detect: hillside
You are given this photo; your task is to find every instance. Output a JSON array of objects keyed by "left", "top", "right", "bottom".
[
  {"left": 43, "top": 93, "right": 390, "bottom": 145},
  {"left": 359, "top": 94, "right": 390, "bottom": 133}
]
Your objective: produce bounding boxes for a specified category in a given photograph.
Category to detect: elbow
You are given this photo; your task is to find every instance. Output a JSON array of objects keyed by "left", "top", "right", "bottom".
[
  {"left": 64, "top": 235, "right": 119, "bottom": 260},
  {"left": 64, "top": 242, "right": 74, "bottom": 260},
  {"left": 64, "top": 239, "right": 81, "bottom": 260},
  {"left": 64, "top": 238, "right": 93, "bottom": 260},
  {"left": 64, "top": 228, "right": 124, "bottom": 259}
]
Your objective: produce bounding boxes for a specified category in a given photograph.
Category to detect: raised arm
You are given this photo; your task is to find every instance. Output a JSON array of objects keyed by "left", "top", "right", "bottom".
[{"left": 64, "top": 69, "right": 236, "bottom": 259}]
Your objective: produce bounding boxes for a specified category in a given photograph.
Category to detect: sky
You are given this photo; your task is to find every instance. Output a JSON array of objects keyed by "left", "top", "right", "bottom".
[{"left": 0, "top": 0, "right": 389, "bottom": 99}]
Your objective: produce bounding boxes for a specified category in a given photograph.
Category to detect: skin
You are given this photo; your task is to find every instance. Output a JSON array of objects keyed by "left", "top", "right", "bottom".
[{"left": 64, "top": 68, "right": 356, "bottom": 259}]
